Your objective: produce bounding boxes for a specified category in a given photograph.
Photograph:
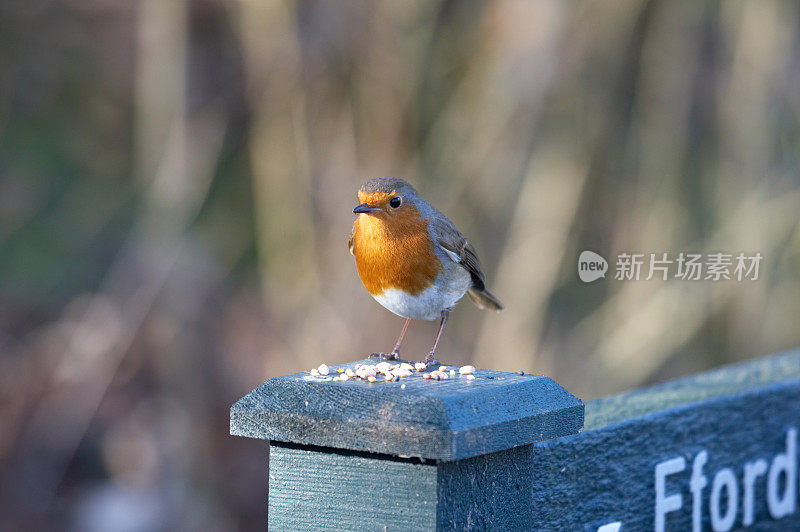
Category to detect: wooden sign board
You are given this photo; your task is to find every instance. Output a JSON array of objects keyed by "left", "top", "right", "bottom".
[
  {"left": 231, "top": 350, "right": 800, "bottom": 530},
  {"left": 532, "top": 350, "right": 800, "bottom": 531}
]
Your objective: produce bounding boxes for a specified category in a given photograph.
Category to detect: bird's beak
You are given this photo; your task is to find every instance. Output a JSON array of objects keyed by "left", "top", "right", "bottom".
[{"left": 353, "top": 203, "right": 379, "bottom": 214}]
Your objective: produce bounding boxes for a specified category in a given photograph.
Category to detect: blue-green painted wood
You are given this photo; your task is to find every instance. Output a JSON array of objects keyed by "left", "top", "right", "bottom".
[
  {"left": 268, "top": 442, "right": 541, "bottom": 531},
  {"left": 585, "top": 348, "right": 800, "bottom": 430},
  {"left": 437, "top": 443, "right": 537, "bottom": 530},
  {"left": 435, "top": 349, "right": 800, "bottom": 530},
  {"left": 233, "top": 349, "right": 800, "bottom": 530},
  {"left": 525, "top": 349, "right": 800, "bottom": 530},
  {"left": 530, "top": 378, "right": 800, "bottom": 530},
  {"left": 230, "top": 359, "right": 584, "bottom": 460},
  {"left": 268, "top": 443, "right": 438, "bottom": 530}
]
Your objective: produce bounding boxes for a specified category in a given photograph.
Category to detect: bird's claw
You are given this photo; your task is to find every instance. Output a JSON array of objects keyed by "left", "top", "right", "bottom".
[
  {"left": 421, "top": 354, "right": 440, "bottom": 368},
  {"left": 369, "top": 351, "right": 400, "bottom": 361}
]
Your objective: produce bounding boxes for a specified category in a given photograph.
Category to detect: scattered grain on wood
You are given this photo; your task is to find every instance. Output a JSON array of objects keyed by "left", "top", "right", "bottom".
[
  {"left": 357, "top": 367, "right": 376, "bottom": 379},
  {"left": 392, "top": 368, "right": 413, "bottom": 378}
]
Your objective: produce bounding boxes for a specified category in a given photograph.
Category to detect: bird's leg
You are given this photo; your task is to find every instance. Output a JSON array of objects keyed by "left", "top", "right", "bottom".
[
  {"left": 389, "top": 318, "right": 411, "bottom": 360},
  {"left": 423, "top": 309, "right": 450, "bottom": 367},
  {"left": 370, "top": 318, "right": 411, "bottom": 361}
]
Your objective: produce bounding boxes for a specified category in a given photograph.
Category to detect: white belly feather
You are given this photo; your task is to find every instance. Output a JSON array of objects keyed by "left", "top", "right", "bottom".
[{"left": 372, "top": 266, "right": 471, "bottom": 321}]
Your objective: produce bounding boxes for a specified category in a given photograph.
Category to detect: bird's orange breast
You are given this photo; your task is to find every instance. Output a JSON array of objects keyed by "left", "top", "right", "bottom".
[{"left": 352, "top": 206, "right": 442, "bottom": 297}]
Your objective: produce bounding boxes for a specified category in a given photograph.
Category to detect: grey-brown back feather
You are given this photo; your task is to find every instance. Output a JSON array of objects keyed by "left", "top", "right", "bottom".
[{"left": 430, "top": 216, "right": 504, "bottom": 311}]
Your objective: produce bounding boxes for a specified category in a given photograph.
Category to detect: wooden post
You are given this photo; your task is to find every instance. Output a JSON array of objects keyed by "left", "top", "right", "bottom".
[
  {"left": 230, "top": 359, "right": 584, "bottom": 530},
  {"left": 232, "top": 350, "right": 800, "bottom": 530}
]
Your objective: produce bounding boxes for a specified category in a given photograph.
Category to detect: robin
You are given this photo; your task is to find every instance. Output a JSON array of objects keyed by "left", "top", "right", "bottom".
[{"left": 349, "top": 177, "right": 503, "bottom": 365}]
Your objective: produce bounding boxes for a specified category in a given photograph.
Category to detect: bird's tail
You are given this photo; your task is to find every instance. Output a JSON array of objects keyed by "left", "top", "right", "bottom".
[{"left": 467, "top": 287, "right": 504, "bottom": 311}]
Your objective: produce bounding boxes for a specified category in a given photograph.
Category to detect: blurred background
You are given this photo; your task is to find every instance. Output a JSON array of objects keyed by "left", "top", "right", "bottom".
[{"left": 2, "top": 0, "right": 800, "bottom": 529}]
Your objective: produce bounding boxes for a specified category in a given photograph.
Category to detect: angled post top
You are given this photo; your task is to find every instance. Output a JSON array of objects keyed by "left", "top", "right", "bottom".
[{"left": 230, "top": 359, "right": 584, "bottom": 461}]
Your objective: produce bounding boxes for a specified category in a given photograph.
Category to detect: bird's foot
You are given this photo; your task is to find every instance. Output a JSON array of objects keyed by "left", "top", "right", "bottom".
[
  {"left": 422, "top": 353, "right": 440, "bottom": 369},
  {"left": 369, "top": 351, "right": 400, "bottom": 361}
]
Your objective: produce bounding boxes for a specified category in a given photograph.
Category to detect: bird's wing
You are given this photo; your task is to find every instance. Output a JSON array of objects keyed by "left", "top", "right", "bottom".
[
  {"left": 348, "top": 222, "right": 356, "bottom": 255},
  {"left": 430, "top": 216, "right": 486, "bottom": 290}
]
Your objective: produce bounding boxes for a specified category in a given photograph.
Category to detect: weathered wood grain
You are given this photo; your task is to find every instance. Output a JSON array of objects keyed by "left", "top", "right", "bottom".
[
  {"left": 233, "top": 349, "right": 800, "bottom": 530},
  {"left": 230, "top": 359, "right": 584, "bottom": 460},
  {"left": 533, "top": 380, "right": 800, "bottom": 529},
  {"left": 269, "top": 442, "right": 540, "bottom": 531},
  {"left": 437, "top": 443, "right": 537, "bottom": 530},
  {"left": 268, "top": 443, "right": 438, "bottom": 530},
  {"left": 527, "top": 349, "right": 800, "bottom": 530},
  {"left": 585, "top": 348, "right": 800, "bottom": 430}
]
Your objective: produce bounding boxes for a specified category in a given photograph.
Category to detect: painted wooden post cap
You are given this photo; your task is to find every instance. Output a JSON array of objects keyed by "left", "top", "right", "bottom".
[{"left": 230, "top": 359, "right": 584, "bottom": 460}]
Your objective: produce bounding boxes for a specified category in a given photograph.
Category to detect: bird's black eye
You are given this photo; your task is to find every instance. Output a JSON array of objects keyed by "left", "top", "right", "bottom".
[{"left": 389, "top": 197, "right": 402, "bottom": 208}]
